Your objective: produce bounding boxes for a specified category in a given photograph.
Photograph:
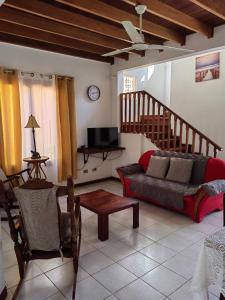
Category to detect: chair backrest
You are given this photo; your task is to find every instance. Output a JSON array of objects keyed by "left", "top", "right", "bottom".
[
  {"left": 14, "top": 186, "right": 60, "bottom": 252},
  {"left": 0, "top": 168, "right": 7, "bottom": 181},
  {"left": 0, "top": 168, "right": 10, "bottom": 191}
]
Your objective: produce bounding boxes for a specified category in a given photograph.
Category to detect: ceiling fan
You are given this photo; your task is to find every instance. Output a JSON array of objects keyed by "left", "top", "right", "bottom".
[{"left": 102, "top": 5, "right": 193, "bottom": 57}]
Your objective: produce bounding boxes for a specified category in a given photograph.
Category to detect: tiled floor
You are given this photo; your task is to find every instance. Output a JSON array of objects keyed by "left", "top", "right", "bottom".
[{"left": 1, "top": 179, "right": 223, "bottom": 300}]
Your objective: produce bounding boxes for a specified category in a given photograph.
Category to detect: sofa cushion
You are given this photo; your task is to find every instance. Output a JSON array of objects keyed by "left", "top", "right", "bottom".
[
  {"left": 126, "top": 173, "right": 198, "bottom": 210},
  {"left": 146, "top": 156, "right": 170, "bottom": 179},
  {"left": 166, "top": 157, "right": 194, "bottom": 184},
  {"left": 154, "top": 150, "right": 208, "bottom": 185}
]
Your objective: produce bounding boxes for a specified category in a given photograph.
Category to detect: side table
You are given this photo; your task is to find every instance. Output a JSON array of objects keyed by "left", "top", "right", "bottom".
[{"left": 23, "top": 156, "right": 49, "bottom": 180}]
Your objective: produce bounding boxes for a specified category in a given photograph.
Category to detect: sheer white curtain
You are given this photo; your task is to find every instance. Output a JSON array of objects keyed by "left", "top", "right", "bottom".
[{"left": 19, "top": 72, "right": 58, "bottom": 182}]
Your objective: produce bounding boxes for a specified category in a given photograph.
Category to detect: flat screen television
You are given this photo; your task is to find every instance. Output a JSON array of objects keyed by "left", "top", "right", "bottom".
[{"left": 87, "top": 127, "right": 119, "bottom": 148}]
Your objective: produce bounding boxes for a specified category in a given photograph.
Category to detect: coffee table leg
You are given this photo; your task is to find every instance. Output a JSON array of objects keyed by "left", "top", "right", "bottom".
[
  {"left": 133, "top": 203, "right": 139, "bottom": 228},
  {"left": 98, "top": 214, "right": 109, "bottom": 241}
]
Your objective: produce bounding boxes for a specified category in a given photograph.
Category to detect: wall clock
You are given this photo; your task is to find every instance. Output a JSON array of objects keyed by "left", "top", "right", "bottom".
[{"left": 87, "top": 85, "right": 100, "bottom": 101}]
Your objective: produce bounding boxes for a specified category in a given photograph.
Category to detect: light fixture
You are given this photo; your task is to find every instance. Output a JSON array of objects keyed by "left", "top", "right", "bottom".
[{"left": 25, "top": 114, "right": 41, "bottom": 159}]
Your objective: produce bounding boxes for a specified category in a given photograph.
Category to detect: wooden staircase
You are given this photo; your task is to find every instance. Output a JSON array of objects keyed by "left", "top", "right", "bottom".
[{"left": 120, "top": 91, "right": 222, "bottom": 157}]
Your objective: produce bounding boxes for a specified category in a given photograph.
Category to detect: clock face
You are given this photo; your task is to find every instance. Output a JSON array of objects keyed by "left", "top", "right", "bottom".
[{"left": 87, "top": 85, "right": 100, "bottom": 101}]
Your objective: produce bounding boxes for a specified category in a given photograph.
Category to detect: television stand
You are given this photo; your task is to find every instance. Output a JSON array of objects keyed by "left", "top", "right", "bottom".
[{"left": 77, "top": 146, "right": 126, "bottom": 164}]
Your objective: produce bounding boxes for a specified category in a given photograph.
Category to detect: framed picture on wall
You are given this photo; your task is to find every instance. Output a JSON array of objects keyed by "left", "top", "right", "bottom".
[{"left": 195, "top": 52, "right": 220, "bottom": 82}]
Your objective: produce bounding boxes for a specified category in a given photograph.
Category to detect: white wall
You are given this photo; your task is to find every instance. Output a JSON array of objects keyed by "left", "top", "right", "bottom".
[
  {"left": 122, "top": 62, "right": 171, "bottom": 105},
  {"left": 0, "top": 42, "right": 112, "bottom": 183},
  {"left": 170, "top": 50, "right": 225, "bottom": 159}
]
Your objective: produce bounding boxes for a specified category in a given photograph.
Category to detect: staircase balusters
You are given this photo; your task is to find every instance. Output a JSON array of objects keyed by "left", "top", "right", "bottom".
[
  {"left": 167, "top": 111, "right": 171, "bottom": 150},
  {"left": 199, "top": 136, "right": 203, "bottom": 154},
  {"left": 173, "top": 116, "right": 177, "bottom": 151},
  {"left": 179, "top": 121, "right": 183, "bottom": 152},
  {"left": 157, "top": 103, "right": 161, "bottom": 144},
  {"left": 192, "top": 131, "right": 196, "bottom": 153},
  {"left": 128, "top": 93, "right": 131, "bottom": 132},
  {"left": 120, "top": 91, "right": 222, "bottom": 157},
  {"left": 137, "top": 92, "right": 141, "bottom": 133},
  {"left": 141, "top": 93, "right": 145, "bottom": 134},
  {"left": 151, "top": 100, "right": 155, "bottom": 142},
  {"left": 162, "top": 108, "right": 166, "bottom": 149},
  {"left": 146, "top": 94, "right": 151, "bottom": 136},
  {"left": 206, "top": 141, "right": 209, "bottom": 156}
]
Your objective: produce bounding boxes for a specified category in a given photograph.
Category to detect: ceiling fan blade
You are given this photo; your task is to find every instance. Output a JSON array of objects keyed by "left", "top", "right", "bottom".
[
  {"left": 122, "top": 21, "right": 144, "bottom": 43},
  {"left": 102, "top": 47, "right": 133, "bottom": 57},
  {"left": 147, "top": 44, "right": 193, "bottom": 52}
]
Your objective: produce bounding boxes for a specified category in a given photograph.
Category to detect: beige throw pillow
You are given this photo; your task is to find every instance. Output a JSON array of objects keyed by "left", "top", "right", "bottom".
[
  {"left": 146, "top": 156, "right": 170, "bottom": 179},
  {"left": 166, "top": 157, "right": 194, "bottom": 184}
]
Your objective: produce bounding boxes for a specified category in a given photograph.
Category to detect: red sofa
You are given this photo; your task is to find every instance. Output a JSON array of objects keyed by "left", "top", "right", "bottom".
[{"left": 117, "top": 150, "right": 225, "bottom": 222}]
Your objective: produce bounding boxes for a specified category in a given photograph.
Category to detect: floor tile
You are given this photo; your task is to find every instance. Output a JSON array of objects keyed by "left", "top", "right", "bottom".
[
  {"left": 99, "top": 240, "right": 136, "bottom": 262},
  {"left": 119, "top": 252, "right": 159, "bottom": 277},
  {"left": 93, "top": 263, "right": 137, "bottom": 293},
  {"left": 45, "top": 292, "right": 67, "bottom": 300},
  {"left": 115, "top": 279, "right": 165, "bottom": 300},
  {"left": 168, "top": 280, "right": 206, "bottom": 300},
  {"left": 35, "top": 257, "right": 71, "bottom": 273},
  {"left": 180, "top": 242, "right": 202, "bottom": 261},
  {"left": 159, "top": 233, "right": 193, "bottom": 251},
  {"left": 119, "top": 232, "right": 154, "bottom": 251},
  {"left": 3, "top": 249, "right": 17, "bottom": 269},
  {"left": 140, "top": 223, "right": 175, "bottom": 241},
  {"left": 46, "top": 262, "right": 89, "bottom": 293},
  {"left": 186, "top": 222, "right": 220, "bottom": 235},
  {"left": 74, "top": 276, "right": 111, "bottom": 300},
  {"left": 105, "top": 296, "right": 119, "bottom": 300},
  {"left": 5, "top": 261, "right": 42, "bottom": 288},
  {"left": 140, "top": 243, "right": 177, "bottom": 263},
  {"left": 163, "top": 254, "right": 197, "bottom": 279},
  {"left": 13, "top": 274, "right": 58, "bottom": 300},
  {"left": 142, "top": 265, "right": 186, "bottom": 296},
  {"left": 79, "top": 250, "right": 114, "bottom": 274},
  {"left": 175, "top": 228, "right": 206, "bottom": 243}
]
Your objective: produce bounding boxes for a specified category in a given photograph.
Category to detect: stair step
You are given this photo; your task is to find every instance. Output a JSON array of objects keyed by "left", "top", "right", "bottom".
[
  {"left": 155, "top": 138, "right": 181, "bottom": 148},
  {"left": 121, "top": 124, "right": 170, "bottom": 132},
  {"left": 146, "top": 131, "right": 173, "bottom": 140}
]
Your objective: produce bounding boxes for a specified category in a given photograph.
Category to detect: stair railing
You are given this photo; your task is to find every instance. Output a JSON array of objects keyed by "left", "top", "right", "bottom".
[{"left": 120, "top": 90, "right": 222, "bottom": 157}]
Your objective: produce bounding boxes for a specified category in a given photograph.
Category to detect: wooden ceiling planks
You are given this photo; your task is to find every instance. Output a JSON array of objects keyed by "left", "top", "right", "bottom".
[
  {"left": 0, "top": 0, "right": 225, "bottom": 63},
  {"left": 122, "top": 0, "right": 213, "bottom": 37}
]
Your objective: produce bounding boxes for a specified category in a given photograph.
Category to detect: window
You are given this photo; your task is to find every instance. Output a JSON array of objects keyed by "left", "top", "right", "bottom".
[
  {"left": 123, "top": 75, "right": 137, "bottom": 93},
  {"left": 19, "top": 72, "right": 58, "bottom": 182}
]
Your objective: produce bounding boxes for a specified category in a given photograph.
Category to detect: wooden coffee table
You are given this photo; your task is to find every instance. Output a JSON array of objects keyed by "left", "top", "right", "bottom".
[{"left": 80, "top": 189, "right": 139, "bottom": 241}]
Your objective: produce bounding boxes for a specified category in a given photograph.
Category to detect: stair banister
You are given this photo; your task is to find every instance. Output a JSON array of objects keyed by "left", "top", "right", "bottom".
[{"left": 120, "top": 90, "right": 222, "bottom": 157}]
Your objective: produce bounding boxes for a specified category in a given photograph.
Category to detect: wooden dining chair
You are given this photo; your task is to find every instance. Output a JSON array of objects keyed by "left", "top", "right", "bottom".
[
  {"left": 0, "top": 177, "right": 81, "bottom": 300},
  {"left": 0, "top": 167, "right": 32, "bottom": 220}
]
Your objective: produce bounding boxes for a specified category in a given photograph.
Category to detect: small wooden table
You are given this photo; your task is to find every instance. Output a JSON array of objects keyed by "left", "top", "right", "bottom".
[
  {"left": 23, "top": 156, "right": 49, "bottom": 180},
  {"left": 80, "top": 189, "right": 139, "bottom": 241}
]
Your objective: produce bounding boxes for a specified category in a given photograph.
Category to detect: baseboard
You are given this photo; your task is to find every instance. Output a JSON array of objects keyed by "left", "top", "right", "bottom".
[
  {"left": 74, "top": 176, "right": 120, "bottom": 187},
  {"left": 0, "top": 287, "right": 7, "bottom": 300}
]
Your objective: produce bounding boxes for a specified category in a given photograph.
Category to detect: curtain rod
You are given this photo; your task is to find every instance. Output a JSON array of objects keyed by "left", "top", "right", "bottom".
[{"left": 1, "top": 67, "right": 73, "bottom": 79}]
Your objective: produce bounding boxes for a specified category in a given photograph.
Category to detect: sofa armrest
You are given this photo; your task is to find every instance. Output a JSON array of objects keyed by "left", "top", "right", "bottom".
[
  {"left": 117, "top": 163, "right": 143, "bottom": 176},
  {"left": 202, "top": 179, "right": 225, "bottom": 196}
]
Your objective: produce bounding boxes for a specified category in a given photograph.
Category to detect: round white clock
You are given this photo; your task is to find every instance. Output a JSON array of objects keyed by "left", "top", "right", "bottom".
[{"left": 87, "top": 85, "right": 100, "bottom": 101}]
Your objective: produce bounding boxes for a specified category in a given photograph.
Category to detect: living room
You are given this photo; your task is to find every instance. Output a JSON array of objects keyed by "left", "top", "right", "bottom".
[{"left": 1, "top": 1, "right": 225, "bottom": 300}]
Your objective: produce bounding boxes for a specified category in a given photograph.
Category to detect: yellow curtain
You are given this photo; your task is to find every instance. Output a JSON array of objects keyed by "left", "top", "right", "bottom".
[
  {"left": 0, "top": 69, "right": 22, "bottom": 175},
  {"left": 56, "top": 76, "right": 77, "bottom": 182}
]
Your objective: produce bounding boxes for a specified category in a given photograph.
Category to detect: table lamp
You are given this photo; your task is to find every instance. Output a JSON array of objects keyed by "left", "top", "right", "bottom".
[{"left": 25, "top": 114, "right": 41, "bottom": 159}]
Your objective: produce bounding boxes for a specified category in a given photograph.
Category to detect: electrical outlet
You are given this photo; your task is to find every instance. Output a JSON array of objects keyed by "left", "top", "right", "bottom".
[
  {"left": 83, "top": 169, "right": 88, "bottom": 173},
  {"left": 92, "top": 168, "right": 97, "bottom": 172}
]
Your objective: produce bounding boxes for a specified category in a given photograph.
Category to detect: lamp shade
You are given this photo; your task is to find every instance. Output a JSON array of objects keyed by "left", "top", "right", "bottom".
[{"left": 25, "top": 115, "right": 40, "bottom": 128}]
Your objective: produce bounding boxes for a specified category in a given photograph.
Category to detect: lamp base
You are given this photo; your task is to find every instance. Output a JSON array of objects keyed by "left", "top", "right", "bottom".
[{"left": 31, "top": 150, "right": 41, "bottom": 159}]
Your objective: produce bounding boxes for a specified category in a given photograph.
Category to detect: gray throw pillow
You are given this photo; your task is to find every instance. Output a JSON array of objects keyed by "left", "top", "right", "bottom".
[
  {"left": 166, "top": 157, "right": 194, "bottom": 184},
  {"left": 146, "top": 156, "right": 170, "bottom": 179}
]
